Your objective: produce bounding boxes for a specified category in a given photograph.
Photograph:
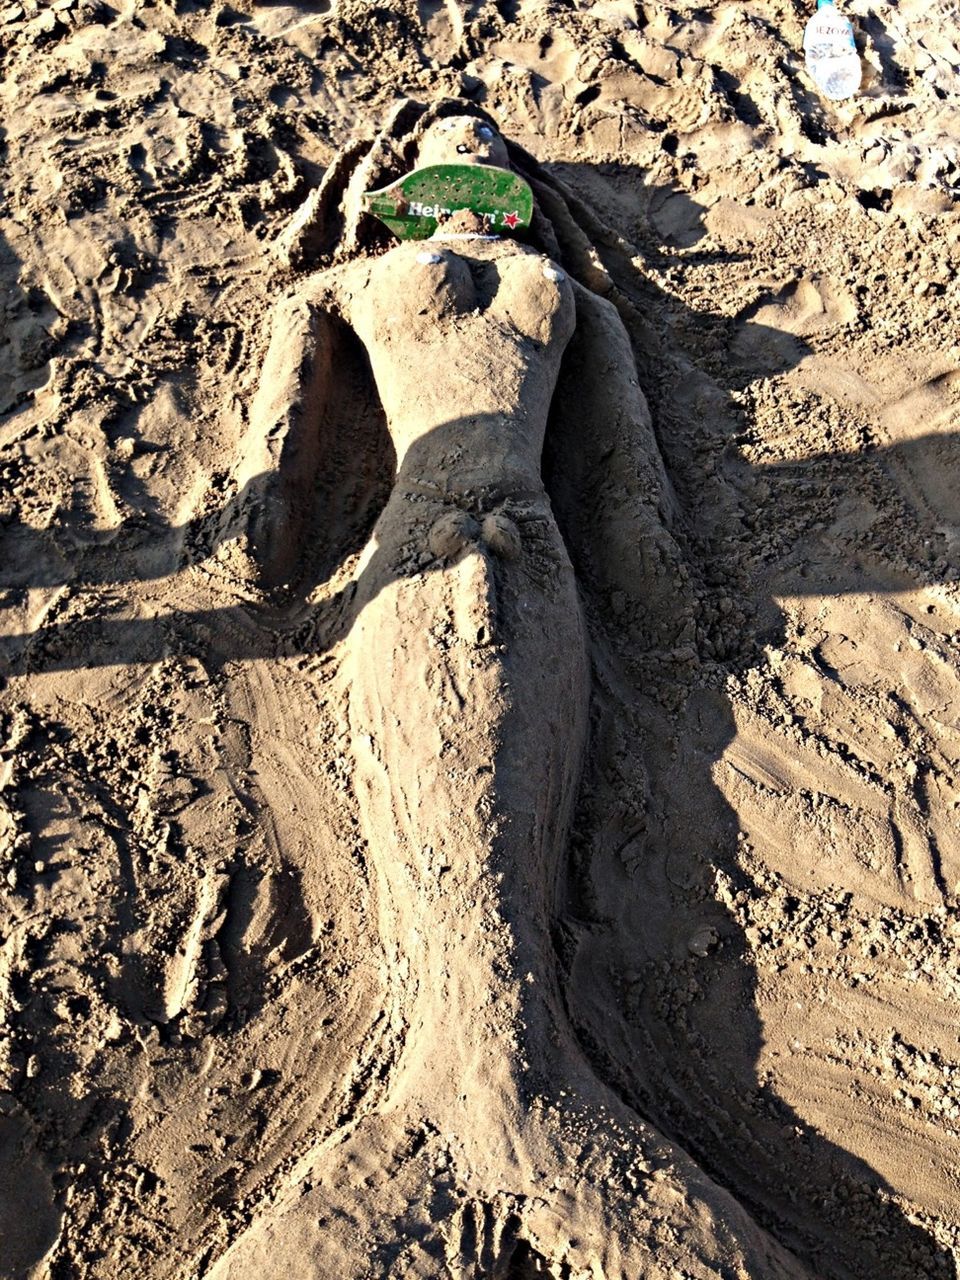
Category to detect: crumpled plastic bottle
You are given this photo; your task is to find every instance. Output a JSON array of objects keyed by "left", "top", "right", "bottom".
[{"left": 803, "top": 0, "right": 861, "bottom": 101}]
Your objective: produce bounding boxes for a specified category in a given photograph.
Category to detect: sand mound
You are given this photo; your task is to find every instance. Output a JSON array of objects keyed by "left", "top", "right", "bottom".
[{"left": 1, "top": 2, "right": 959, "bottom": 1277}]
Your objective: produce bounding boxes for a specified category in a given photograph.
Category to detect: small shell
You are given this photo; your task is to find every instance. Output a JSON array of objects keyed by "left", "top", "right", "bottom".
[
  {"left": 481, "top": 513, "right": 522, "bottom": 560},
  {"left": 428, "top": 510, "right": 480, "bottom": 559},
  {"left": 687, "top": 926, "right": 720, "bottom": 958},
  {"left": 417, "top": 250, "right": 445, "bottom": 265},
  {"left": 542, "top": 263, "right": 565, "bottom": 283}
]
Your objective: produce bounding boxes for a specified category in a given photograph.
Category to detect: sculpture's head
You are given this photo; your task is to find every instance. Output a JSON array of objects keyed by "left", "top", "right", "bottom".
[
  {"left": 289, "top": 100, "right": 520, "bottom": 268},
  {"left": 282, "top": 97, "right": 611, "bottom": 300},
  {"left": 415, "top": 115, "right": 509, "bottom": 169}
]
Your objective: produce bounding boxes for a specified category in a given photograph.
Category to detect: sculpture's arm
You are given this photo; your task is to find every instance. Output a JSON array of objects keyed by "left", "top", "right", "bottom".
[
  {"left": 231, "top": 261, "right": 373, "bottom": 589},
  {"left": 545, "top": 282, "right": 695, "bottom": 654},
  {"left": 230, "top": 279, "right": 337, "bottom": 587}
]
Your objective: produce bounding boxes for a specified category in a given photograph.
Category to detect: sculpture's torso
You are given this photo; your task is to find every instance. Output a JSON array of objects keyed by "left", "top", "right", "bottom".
[{"left": 344, "top": 238, "right": 576, "bottom": 494}]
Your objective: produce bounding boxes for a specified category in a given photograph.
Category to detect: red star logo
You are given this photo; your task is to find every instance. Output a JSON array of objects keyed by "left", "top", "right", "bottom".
[{"left": 502, "top": 210, "right": 520, "bottom": 229}]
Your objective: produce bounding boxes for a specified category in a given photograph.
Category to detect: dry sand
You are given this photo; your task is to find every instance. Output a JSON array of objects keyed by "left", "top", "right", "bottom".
[{"left": 2, "top": 1, "right": 960, "bottom": 1277}]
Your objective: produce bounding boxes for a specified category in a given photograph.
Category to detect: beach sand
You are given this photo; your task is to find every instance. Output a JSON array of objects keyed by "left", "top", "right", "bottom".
[{"left": 2, "top": 2, "right": 960, "bottom": 1276}]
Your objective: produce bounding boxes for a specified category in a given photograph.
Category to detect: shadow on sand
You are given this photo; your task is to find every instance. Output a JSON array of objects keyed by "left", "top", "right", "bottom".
[{"left": 0, "top": 177, "right": 956, "bottom": 1279}]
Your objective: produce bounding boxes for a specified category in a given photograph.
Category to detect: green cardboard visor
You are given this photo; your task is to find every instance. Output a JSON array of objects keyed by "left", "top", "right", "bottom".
[{"left": 362, "top": 164, "right": 534, "bottom": 241}]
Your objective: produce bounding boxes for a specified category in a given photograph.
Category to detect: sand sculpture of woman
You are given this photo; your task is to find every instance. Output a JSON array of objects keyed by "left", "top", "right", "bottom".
[{"left": 211, "top": 103, "right": 808, "bottom": 1279}]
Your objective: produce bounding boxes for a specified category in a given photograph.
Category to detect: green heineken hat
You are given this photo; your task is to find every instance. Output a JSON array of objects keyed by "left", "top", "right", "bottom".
[{"left": 362, "top": 163, "right": 534, "bottom": 241}]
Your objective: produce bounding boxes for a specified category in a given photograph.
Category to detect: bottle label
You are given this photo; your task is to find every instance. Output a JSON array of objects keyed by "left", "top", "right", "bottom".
[{"left": 803, "top": 12, "right": 855, "bottom": 49}]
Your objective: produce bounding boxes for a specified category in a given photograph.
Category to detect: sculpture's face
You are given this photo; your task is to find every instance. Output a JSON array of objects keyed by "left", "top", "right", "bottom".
[{"left": 417, "top": 116, "right": 510, "bottom": 169}]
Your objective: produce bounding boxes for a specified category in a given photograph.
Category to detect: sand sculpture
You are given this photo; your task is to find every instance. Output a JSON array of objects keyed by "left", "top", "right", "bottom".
[
  {"left": 208, "top": 103, "right": 809, "bottom": 1280},
  {"left": 4, "top": 3, "right": 960, "bottom": 1271}
]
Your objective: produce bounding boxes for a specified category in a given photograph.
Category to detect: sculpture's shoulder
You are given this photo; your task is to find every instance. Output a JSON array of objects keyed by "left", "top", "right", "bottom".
[{"left": 280, "top": 258, "right": 372, "bottom": 325}]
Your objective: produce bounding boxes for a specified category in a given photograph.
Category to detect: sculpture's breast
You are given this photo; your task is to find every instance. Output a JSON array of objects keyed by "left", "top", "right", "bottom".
[{"left": 355, "top": 242, "right": 574, "bottom": 346}]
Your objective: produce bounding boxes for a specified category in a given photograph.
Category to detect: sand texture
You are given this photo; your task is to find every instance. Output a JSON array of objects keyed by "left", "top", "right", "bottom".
[{"left": 2, "top": 2, "right": 960, "bottom": 1277}]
